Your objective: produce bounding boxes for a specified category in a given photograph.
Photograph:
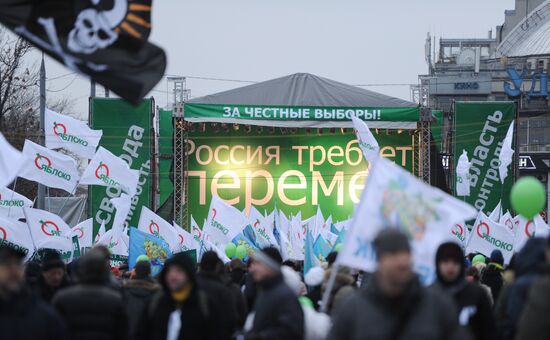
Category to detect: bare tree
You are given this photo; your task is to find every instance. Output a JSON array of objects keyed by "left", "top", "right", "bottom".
[{"left": 0, "top": 27, "right": 77, "bottom": 200}]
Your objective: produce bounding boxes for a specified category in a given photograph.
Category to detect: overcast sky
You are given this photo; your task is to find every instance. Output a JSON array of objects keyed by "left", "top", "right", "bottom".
[{"left": 39, "top": 0, "right": 515, "bottom": 118}]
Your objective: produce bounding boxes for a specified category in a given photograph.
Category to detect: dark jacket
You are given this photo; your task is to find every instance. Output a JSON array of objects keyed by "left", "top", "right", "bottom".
[
  {"left": 137, "top": 252, "right": 224, "bottom": 340},
  {"left": 122, "top": 278, "right": 160, "bottom": 340},
  {"left": 245, "top": 274, "right": 304, "bottom": 340},
  {"left": 481, "top": 263, "right": 504, "bottom": 302},
  {"left": 515, "top": 265, "right": 550, "bottom": 340},
  {"left": 197, "top": 271, "right": 239, "bottom": 338},
  {"left": 0, "top": 288, "right": 66, "bottom": 340},
  {"left": 496, "top": 238, "right": 546, "bottom": 340},
  {"left": 327, "top": 275, "right": 464, "bottom": 340},
  {"left": 53, "top": 284, "right": 128, "bottom": 340},
  {"left": 322, "top": 266, "right": 356, "bottom": 314},
  {"left": 36, "top": 274, "right": 71, "bottom": 303},
  {"left": 432, "top": 242, "right": 496, "bottom": 340}
]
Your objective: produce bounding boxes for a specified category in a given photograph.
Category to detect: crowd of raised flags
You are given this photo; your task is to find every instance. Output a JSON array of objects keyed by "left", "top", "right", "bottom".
[{"left": 0, "top": 109, "right": 548, "bottom": 293}]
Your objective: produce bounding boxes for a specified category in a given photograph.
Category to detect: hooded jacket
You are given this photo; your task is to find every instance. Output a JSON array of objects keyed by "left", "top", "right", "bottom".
[
  {"left": 122, "top": 278, "right": 160, "bottom": 340},
  {"left": 515, "top": 264, "right": 550, "bottom": 340},
  {"left": 431, "top": 242, "right": 496, "bottom": 340},
  {"left": 137, "top": 252, "right": 224, "bottom": 340},
  {"left": 327, "top": 274, "right": 463, "bottom": 340}
]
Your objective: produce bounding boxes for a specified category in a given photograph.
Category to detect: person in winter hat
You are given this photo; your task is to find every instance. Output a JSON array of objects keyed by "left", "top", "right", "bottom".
[
  {"left": 122, "top": 259, "right": 160, "bottom": 340},
  {"left": 327, "top": 229, "right": 463, "bottom": 340},
  {"left": 37, "top": 249, "right": 70, "bottom": 303},
  {"left": 281, "top": 265, "right": 330, "bottom": 340},
  {"left": 465, "top": 267, "right": 493, "bottom": 306},
  {"left": 52, "top": 249, "right": 128, "bottom": 340},
  {"left": 481, "top": 249, "right": 505, "bottom": 302},
  {"left": 0, "top": 244, "right": 66, "bottom": 340},
  {"left": 494, "top": 237, "right": 546, "bottom": 340},
  {"left": 471, "top": 254, "right": 487, "bottom": 273},
  {"left": 137, "top": 252, "right": 223, "bottom": 340},
  {"left": 431, "top": 242, "right": 495, "bottom": 340},
  {"left": 197, "top": 251, "right": 239, "bottom": 339},
  {"left": 243, "top": 246, "right": 304, "bottom": 340},
  {"left": 515, "top": 236, "right": 550, "bottom": 340}
]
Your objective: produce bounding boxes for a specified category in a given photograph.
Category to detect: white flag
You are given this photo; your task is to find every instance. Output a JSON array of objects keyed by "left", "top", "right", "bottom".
[
  {"left": 514, "top": 214, "right": 550, "bottom": 252},
  {"left": 0, "top": 216, "right": 34, "bottom": 260},
  {"left": 190, "top": 216, "right": 203, "bottom": 244},
  {"left": 450, "top": 222, "right": 470, "bottom": 247},
  {"left": 173, "top": 222, "right": 199, "bottom": 252},
  {"left": 94, "top": 219, "right": 106, "bottom": 245},
  {"left": 201, "top": 238, "right": 231, "bottom": 263},
  {"left": 488, "top": 202, "right": 502, "bottom": 222},
  {"left": 499, "top": 211, "right": 515, "bottom": 233},
  {"left": 96, "top": 228, "right": 129, "bottom": 256},
  {"left": 0, "top": 187, "right": 33, "bottom": 219},
  {"left": 0, "top": 133, "right": 25, "bottom": 189},
  {"left": 351, "top": 116, "right": 380, "bottom": 162},
  {"left": 20, "top": 140, "right": 79, "bottom": 193},
  {"left": 247, "top": 207, "right": 278, "bottom": 248},
  {"left": 23, "top": 207, "right": 73, "bottom": 252},
  {"left": 499, "top": 121, "right": 515, "bottom": 183},
  {"left": 466, "top": 212, "right": 515, "bottom": 264},
  {"left": 110, "top": 194, "right": 131, "bottom": 243},
  {"left": 202, "top": 196, "right": 248, "bottom": 249},
  {"left": 312, "top": 207, "right": 325, "bottom": 239},
  {"left": 456, "top": 150, "right": 471, "bottom": 196},
  {"left": 44, "top": 108, "right": 103, "bottom": 159},
  {"left": 338, "top": 156, "right": 477, "bottom": 284},
  {"left": 80, "top": 147, "right": 139, "bottom": 196},
  {"left": 137, "top": 206, "right": 179, "bottom": 252},
  {"left": 71, "top": 218, "right": 93, "bottom": 249},
  {"left": 290, "top": 212, "right": 305, "bottom": 260}
]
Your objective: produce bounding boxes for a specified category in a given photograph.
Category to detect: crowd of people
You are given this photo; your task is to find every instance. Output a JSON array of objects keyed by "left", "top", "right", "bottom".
[{"left": 0, "top": 228, "right": 548, "bottom": 340}]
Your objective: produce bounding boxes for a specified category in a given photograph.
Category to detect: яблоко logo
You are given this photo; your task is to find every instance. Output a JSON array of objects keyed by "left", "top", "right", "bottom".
[
  {"left": 95, "top": 162, "right": 109, "bottom": 179},
  {"left": 52, "top": 121, "right": 67, "bottom": 136},
  {"left": 525, "top": 220, "right": 535, "bottom": 237},
  {"left": 212, "top": 208, "right": 217, "bottom": 219},
  {"left": 0, "top": 226, "right": 6, "bottom": 240},
  {"left": 34, "top": 153, "right": 51, "bottom": 170},
  {"left": 74, "top": 227, "right": 84, "bottom": 239},
  {"left": 476, "top": 222, "right": 490, "bottom": 238},
  {"left": 95, "top": 162, "right": 120, "bottom": 187},
  {"left": 193, "top": 227, "right": 202, "bottom": 239},
  {"left": 52, "top": 121, "right": 88, "bottom": 146},
  {"left": 40, "top": 219, "right": 61, "bottom": 237},
  {"left": 149, "top": 220, "right": 160, "bottom": 236},
  {"left": 253, "top": 219, "right": 260, "bottom": 228},
  {"left": 453, "top": 224, "right": 464, "bottom": 236},
  {"left": 179, "top": 234, "right": 184, "bottom": 244}
]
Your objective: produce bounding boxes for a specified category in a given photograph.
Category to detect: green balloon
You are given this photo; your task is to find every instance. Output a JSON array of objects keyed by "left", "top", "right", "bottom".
[
  {"left": 511, "top": 176, "right": 546, "bottom": 220},
  {"left": 225, "top": 243, "right": 236, "bottom": 259},
  {"left": 335, "top": 244, "right": 342, "bottom": 252},
  {"left": 235, "top": 245, "right": 247, "bottom": 259},
  {"left": 299, "top": 296, "right": 314, "bottom": 309}
]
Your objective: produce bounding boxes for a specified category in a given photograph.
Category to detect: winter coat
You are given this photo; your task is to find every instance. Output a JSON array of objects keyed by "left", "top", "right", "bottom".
[
  {"left": 496, "top": 237, "right": 546, "bottom": 340},
  {"left": 326, "top": 275, "right": 464, "bottom": 340},
  {"left": 481, "top": 263, "right": 504, "bottom": 302},
  {"left": 36, "top": 274, "right": 71, "bottom": 303},
  {"left": 52, "top": 284, "right": 128, "bottom": 340},
  {"left": 244, "top": 274, "right": 304, "bottom": 340},
  {"left": 0, "top": 288, "right": 66, "bottom": 340},
  {"left": 431, "top": 281, "right": 496, "bottom": 340},
  {"left": 197, "top": 271, "right": 239, "bottom": 338},
  {"left": 122, "top": 278, "right": 160, "bottom": 340},
  {"left": 321, "top": 267, "right": 356, "bottom": 314},
  {"left": 515, "top": 266, "right": 550, "bottom": 340},
  {"left": 137, "top": 288, "right": 223, "bottom": 340},
  {"left": 137, "top": 253, "right": 224, "bottom": 340}
]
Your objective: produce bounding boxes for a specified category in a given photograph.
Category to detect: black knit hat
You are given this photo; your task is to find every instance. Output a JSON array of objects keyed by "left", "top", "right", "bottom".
[
  {"left": 134, "top": 260, "right": 152, "bottom": 280},
  {"left": 160, "top": 252, "right": 196, "bottom": 291},
  {"left": 374, "top": 229, "right": 410, "bottom": 258},
  {"left": 0, "top": 243, "right": 26, "bottom": 264},
  {"left": 199, "top": 251, "right": 220, "bottom": 272},
  {"left": 41, "top": 249, "right": 65, "bottom": 272}
]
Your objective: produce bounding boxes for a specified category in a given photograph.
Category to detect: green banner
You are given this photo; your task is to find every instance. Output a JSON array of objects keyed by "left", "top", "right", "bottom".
[
  {"left": 187, "top": 126, "right": 414, "bottom": 224},
  {"left": 90, "top": 98, "right": 153, "bottom": 235},
  {"left": 185, "top": 103, "right": 419, "bottom": 122},
  {"left": 454, "top": 102, "right": 516, "bottom": 214},
  {"left": 432, "top": 110, "right": 443, "bottom": 151}
]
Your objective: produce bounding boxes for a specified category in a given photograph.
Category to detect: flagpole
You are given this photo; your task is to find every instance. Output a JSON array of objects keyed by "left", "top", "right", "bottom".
[
  {"left": 37, "top": 53, "right": 46, "bottom": 210},
  {"left": 7, "top": 177, "right": 18, "bottom": 217},
  {"left": 75, "top": 198, "right": 86, "bottom": 225}
]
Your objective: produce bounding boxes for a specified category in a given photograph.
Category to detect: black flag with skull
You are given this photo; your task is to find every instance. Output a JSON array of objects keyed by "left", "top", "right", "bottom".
[{"left": 0, "top": 0, "right": 166, "bottom": 105}]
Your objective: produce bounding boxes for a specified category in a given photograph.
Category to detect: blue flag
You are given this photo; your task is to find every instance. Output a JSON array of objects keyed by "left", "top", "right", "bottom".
[
  {"left": 129, "top": 228, "right": 172, "bottom": 276},
  {"left": 313, "top": 235, "right": 331, "bottom": 261},
  {"left": 304, "top": 230, "right": 319, "bottom": 275}
]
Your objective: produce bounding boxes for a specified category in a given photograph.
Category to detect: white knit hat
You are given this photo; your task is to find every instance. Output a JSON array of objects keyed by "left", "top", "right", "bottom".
[{"left": 304, "top": 266, "right": 325, "bottom": 287}]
